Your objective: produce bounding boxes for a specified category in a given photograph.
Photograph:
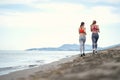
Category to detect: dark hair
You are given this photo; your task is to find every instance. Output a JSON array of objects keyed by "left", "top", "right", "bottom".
[
  {"left": 92, "top": 20, "right": 96, "bottom": 25},
  {"left": 80, "top": 22, "right": 84, "bottom": 27}
]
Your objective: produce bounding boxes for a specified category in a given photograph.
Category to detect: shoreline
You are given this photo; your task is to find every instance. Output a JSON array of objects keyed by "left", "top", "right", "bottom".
[
  {"left": 0, "top": 50, "right": 86, "bottom": 76},
  {"left": 0, "top": 46, "right": 120, "bottom": 80},
  {"left": 0, "top": 52, "right": 80, "bottom": 80}
]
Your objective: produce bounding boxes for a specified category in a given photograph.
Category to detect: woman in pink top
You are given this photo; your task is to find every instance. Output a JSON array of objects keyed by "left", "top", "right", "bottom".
[{"left": 90, "top": 20, "right": 100, "bottom": 54}]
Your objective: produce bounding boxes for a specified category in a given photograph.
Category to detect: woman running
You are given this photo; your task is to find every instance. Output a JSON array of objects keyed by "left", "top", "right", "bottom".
[
  {"left": 90, "top": 20, "right": 100, "bottom": 54},
  {"left": 79, "top": 22, "right": 86, "bottom": 57}
]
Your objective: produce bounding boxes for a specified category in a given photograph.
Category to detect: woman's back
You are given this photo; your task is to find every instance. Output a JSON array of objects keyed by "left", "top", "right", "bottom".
[{"left": 91, "top": 25, "right": 99, "bottom": 33}]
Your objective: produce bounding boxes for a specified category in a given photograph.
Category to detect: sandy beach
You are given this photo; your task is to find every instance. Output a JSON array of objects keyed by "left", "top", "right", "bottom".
[{"left": 0, "top": 46, "right": 120, "bottom": 80}]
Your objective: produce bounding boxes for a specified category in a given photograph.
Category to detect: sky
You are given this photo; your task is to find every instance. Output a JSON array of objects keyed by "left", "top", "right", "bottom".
[{"left": 0, "top": 0, "right": 120, "bottom": 50}]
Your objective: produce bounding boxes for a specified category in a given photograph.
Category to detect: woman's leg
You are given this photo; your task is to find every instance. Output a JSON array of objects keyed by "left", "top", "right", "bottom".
[
  {"left": 94, "top": 33, "right": 99, "bottom": 50},
  {"left": 79, "top": 36, "right": 86, "bottom": 56},
  {"left": 92, "top": 33, "right": 96, "bottom": 50},
  {"left": 83, "top": 36, "right": 86, "bottom": 54},
  {"left": 80, "top": 40, "right": 83, "bottom": 54},
  {"left": 79, "top": 37, "right": 83, "bottom": 54}
]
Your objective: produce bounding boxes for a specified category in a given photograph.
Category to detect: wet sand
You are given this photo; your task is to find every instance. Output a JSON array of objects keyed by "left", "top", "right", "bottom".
[{"left": 0, "top": 46, "right": 120, "bottom": 80}]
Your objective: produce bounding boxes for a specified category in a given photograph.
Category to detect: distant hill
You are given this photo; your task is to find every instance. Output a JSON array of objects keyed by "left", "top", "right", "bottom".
[
  {"left": 103, "top": 43, "right": 120, "bottom": 50},
  {"left": 26, "top": 43, "right": 120, "bottom": 51},
  {"left": 26, "top": 44, "right": 103, "bottom": 51}
]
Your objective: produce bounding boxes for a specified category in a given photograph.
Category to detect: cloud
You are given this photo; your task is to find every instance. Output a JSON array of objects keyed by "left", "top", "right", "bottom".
[
  {"left": 89, "top": 6, "right": 120, "bottom": 24},
  {"left": 0, "top": 2, "right": 119, "bottom": 28},
  {"left": 81, "top": 0, "right": 120, "bottom": 4},
  {"left": 0, "top": 3, "right": 85, "bottom": 27},
  {"left": 51, "top": 0, "right": 120, "bottom": 3},
  {"left": 0, "top": 0, "right": 120, "bottom": 6},
  {"left": 31, "top": 2, "right": 85, "bottom": 12},
  {"left": 0, "top": 1, "right": 120, "bottom": 49},
  {"left": 0, "top": 0, "right": 50, "bottom": 4}
]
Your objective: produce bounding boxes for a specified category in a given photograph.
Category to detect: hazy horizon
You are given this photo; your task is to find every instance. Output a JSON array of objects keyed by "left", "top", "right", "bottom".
[{"left": 0, "top": 0, "right": 120, "bottom": 50}]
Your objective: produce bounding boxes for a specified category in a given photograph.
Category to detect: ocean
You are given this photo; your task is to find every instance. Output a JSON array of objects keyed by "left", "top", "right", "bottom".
[{"left": 0, "top": 50, "right": 90, "bottom": 75}]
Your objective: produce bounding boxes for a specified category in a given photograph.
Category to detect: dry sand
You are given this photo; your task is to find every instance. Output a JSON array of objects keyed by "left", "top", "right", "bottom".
[{"left": 0, "top": 46, "right": 120, "bottom": 80}]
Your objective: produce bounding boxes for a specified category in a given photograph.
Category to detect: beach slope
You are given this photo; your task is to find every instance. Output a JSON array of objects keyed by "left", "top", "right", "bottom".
[{"left": 0, "top": 46, "right": 120, "bottom": 80}]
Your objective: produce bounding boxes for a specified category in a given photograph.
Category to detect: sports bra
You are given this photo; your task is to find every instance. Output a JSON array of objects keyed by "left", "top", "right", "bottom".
[
  {"left": 79, "top": 28, "right": 85, "bottom": 33},
  {"left": 91, "top": 25, "right": 99, "bottom": 31}
]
